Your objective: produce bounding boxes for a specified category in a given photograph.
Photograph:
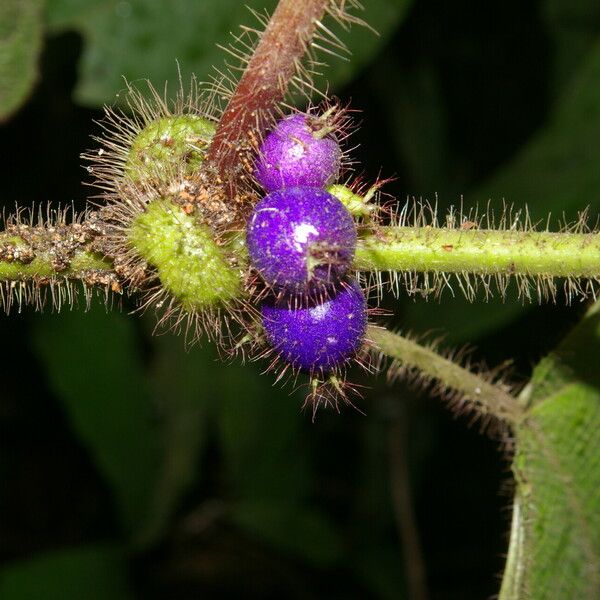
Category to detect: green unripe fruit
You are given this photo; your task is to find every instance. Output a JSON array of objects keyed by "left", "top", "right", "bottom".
[
  {"left": 125, "top": 115, "right": 216, "bottom": 182},
  {"left": 129, "top": 199, "right": 241, "bottom": 311}
]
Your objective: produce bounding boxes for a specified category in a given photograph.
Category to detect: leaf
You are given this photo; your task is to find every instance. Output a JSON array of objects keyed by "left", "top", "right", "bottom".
[
  {"left": 0, "top": 544, "right": 133, "bottom": 600},
  {"left": 45, "top": 0, "right": 412, "bottom": 107},
  {"left": 31, "top": 307, "right": 161, "bottom": 537},
  {"left": 213, "top": 357, "right": 345, "bottom": 564},
  {"left": 543, "top": 0, "right": 600, "bottom": 92},
  {"left": 405, "top": 38, "right": 600, "bottom": 341},
  {"left": 231, "top": 501, "right": 343, "bottom": 567},
  {"left": 0, "top": 0, "right": 44, "bottom": 121},
  {"left": 323, "top": 0, "right": 414, "bottom": 92},
  {"left": 215, "top": 361, "right": 310, "bottom": 504},
  {"left": 137, "top": 332, "right": 212, "bottom": 546},
  {"left": 500, "top": 300, "right": 600, "bottom": 599},
  {"left": 473, "top": 37, "right": 600, "bottom": 223}
]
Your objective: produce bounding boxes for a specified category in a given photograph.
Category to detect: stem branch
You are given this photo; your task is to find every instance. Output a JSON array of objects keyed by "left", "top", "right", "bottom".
[
  {"left": 208, "top": 0, "right": 330, "bottom": 190},
  {"left": 0, "top": 223, "right": 118, "bottom": 289},
  {"left": 356, "top": 227, "right": 600, "bottom": 279},
  {"left": 369, "top": 326, "right": 521, "bottom": 423}
]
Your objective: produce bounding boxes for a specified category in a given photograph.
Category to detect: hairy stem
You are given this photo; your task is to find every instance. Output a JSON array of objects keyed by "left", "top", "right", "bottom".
[
  {"left": 207, "top": 0, "right": 330, "bottom": 190},
  {"left": 356, "top": 227, "right": 600, "bottom": 279},
  {"left": 0, "top": 224, "right": 118, "bottom": 288},
  {"left": 2, "top": 220, "right": 599, "bottom": 300},
  {"left": 369, "top": 326, "right": 521, "bottom": 423}
]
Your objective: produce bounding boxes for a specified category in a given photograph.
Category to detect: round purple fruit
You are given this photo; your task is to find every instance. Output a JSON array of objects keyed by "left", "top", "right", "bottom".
[
  {"left": 262, "top": 279, "right": 367, "bottom": 372},
  {"left": 255, "top": 113, "right": 341, "bottom": 191},
  {"left": 246, "top": 187, "right": 357, "bottom": 293}
]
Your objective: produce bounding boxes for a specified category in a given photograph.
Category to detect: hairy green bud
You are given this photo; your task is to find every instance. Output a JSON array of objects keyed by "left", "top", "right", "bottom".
[
  {"left": 129, "top": 199, "right": 241, "bottom": 311},
  {"left": 125, "top": 115, "right": 216, "bottom": 182}
]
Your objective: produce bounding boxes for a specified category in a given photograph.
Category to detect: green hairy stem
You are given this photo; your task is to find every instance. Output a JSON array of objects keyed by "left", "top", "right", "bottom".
[
  {"left": 0, "top": 221, "right": 599, "bottom": 296},
  {"left": 0, "top": 230, "right": 115, "bottom": 284},
  {"left": 368, "top": 326, "right": 521, "bottom": 423},
  {"left": 355, "top": 227, "right": 600, "bottom": 279}
]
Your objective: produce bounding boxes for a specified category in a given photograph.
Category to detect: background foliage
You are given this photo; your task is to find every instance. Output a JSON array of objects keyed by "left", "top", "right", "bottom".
[{"left": 1, "top": 0, "right": 599, "bottom": 598}]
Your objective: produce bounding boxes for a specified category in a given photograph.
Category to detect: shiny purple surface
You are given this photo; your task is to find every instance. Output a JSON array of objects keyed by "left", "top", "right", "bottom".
[
  {"left": 255, "top": 114, "right": 341, "bottom": 192},
  {"left": 246, "top": 187, "right": 357, "bottom": 292},
  {"left": 261, "top": 280, "right": 367, "bottom": 372}
]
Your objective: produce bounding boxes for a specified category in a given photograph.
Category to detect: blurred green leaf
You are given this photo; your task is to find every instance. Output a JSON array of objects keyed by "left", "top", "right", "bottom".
[
  {"left": 368, "top": 56, "right": 449, "bottom": 195},
  {"left": 325, "top": 0, "right": 413, "bottom": 92},
  {"left": 351, "top": 412, "right": 407, "bottom": 600},
  {"left": 215, "top": 362, "right": 309, "bottom": 504},
  {"left": 472, "top": 37, "right": 600, "bottom": 224},
  {"left": 403, "top": 294, "right": 526, "bottom": 345},
  {"left": 544, "top": 0, "right": 600, "bottom": 29},
  {"left": 543, "top": 0, "right": 600, "bottom": 94},
  {"left": 500, "top": 300, "right": 600, "bottom": 599},
  {"left": 232, "top": 501, "right": 343, "bottom": 567},
  {"left": 138, "top": 333, "right": 212, "bottom": 545},
  {"left": 0, "top": 544, "right": 133, "bottom": 600},
  {"left": 32, "top": 307, "right": 161, "bottom": 537},
  {"left": 406, "top": 38, "right": 600, "bottom": 341},
  {"left": 0, "top": 0, "right": 44, "bottom": 121},
  {"left": 213, "top": 356, "right": 345, "bottom": 564},
  {"left": 45, "top": 0, "right": 411, "bottom": 107},
  {"left": 355, "top": 547, "right": 407, "bottom": 600},
  {"left": 45, "top": 0, "right": 276, "bottom": 106}
]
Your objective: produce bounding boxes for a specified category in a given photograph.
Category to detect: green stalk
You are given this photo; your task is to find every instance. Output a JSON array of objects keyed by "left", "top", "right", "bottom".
[
  {"left": 0, "top": 231, "right": 114, "bottom": 281},
  {"left": 1, "top": 222, "right": 599, "bottom": 303},
  {"left": 368, "top": 326, "right": 521, "bottom": 423},
  {"left": 355, "top": 227, "right": 600, "bottom": 278}
]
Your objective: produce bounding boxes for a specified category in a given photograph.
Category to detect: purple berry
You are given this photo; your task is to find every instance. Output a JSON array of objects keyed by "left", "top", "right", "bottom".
[
  {"left": 255, "top": 113, "right": 341, "bottom": 191},
  {"left": 246, "top": 187, "right": 357, "bottom": 293},
  {"left": 261, "top": 280, "right": 367, "bottom": 372}
]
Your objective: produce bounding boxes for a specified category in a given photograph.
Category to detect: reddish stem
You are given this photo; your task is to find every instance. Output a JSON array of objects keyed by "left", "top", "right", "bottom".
[{"left": 207, "top": 0, "right": 330, "bottom": 194}]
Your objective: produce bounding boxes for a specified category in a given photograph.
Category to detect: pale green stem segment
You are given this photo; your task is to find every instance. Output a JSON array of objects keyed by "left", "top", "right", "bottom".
[
  {"left": 355, "top": 227, "right": 600, "bottom": 278},
  {"left": 368, "top": 325, "right": 521, "bottom": 422},
  {"left": 0, "top": 222, "right": 599, "bottom": 300},
  {"left": 0, "top": 232, "right": 113, "bottom": 280}
]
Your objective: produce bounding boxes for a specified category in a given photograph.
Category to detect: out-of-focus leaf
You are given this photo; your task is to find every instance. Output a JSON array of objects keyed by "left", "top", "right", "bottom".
[
  {"left": 231, "top": 501, "right": 343, "bottom": 567},
  {"left": 325, "top": 0, "right": 413, "bottom": 92},
  {"left": 543, "top": 0, "right": 600, "bottom": 94},
  {"left": 355, "top": 548, "right": 407, "bottom": 600},
  {"left": 0, "top": 544, "right": 133, "bottom": 600},
  {"left": 215, "top": 362, "right": 309, "bottom": 504},
  {"left": 351, "top": 411, "right": 407, "bottom": 599},
  {"left": 45, "top": 0, "right": 412, "bottom": 107},
  {"left": 406, "top": 39, "right": 600, "bottom": 341},
  {"left": 499, "top": 300, "right": 600, "bottom": 599},
  {"left": 213, "top": 358, "right": 345, "bottom": 563},
  {"left": 367, "top": 56, "right": 449, "bottom": 194},
  {"left": 45, "top": 0, "right": 277, "bottom": 106},
  {"left": 0, "top": 0, "right": 44, "bottom": 121},
  {"left": 403, "top": 294, "right": 525, "bottom": 345},
  {"left": 137, "top": 333, "right": 212, "bottom": 546},
  {"left": 473, "top": 38, "right": 600, "bottom": 225},
  {"left": 32, "top": 307, "right": 161, "bottom": 537}
]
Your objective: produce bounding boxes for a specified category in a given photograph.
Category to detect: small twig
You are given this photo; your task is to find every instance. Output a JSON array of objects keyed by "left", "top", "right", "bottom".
[
  {"left": 207, "top": 0, "right": 330, "bottom": 193},
  {"left": 0, "top": 216, "right": 118, "bottom": 288},
  {"left": 369, "top": 326, "right": 521, "bottom": 423},
  {"left": 356, "top": 227, "right": 600, "bottom": 279}
]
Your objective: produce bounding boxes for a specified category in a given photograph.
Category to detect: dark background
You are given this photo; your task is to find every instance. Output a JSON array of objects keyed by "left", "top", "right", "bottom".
[{"left": 1, "top": 1, "right": 598, "bottom": 598}]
